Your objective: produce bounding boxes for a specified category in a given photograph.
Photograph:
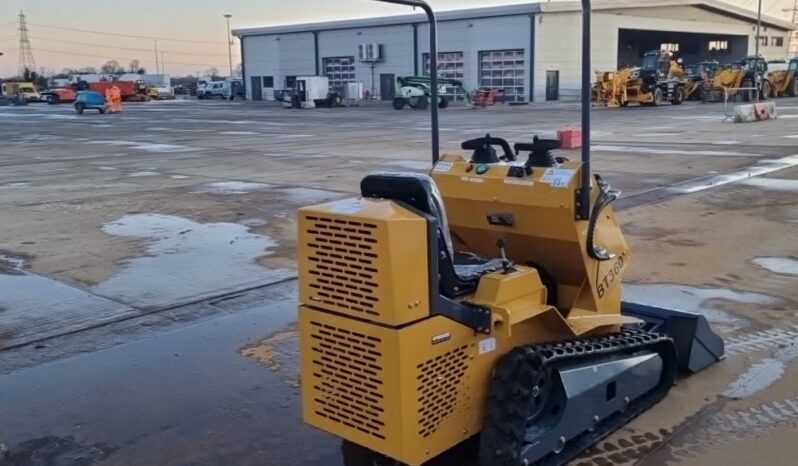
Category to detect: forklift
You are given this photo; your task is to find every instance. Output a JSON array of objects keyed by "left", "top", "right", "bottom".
[{"left": 297, "top": 1, "right": 724, "bottom": 465}]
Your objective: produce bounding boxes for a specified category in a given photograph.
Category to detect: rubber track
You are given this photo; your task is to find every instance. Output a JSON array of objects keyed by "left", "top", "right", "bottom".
[{"left": 479, "top": 329, "right": 677, "bottom": 466}]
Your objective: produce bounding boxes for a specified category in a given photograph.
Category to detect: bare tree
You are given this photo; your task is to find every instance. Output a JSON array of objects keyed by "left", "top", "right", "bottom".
[
  {"left": 128, "top": 60, "right": 141, "bottom": 73},
  {"left": 100, "top": 60, "right": 124, "bottom": 74}
]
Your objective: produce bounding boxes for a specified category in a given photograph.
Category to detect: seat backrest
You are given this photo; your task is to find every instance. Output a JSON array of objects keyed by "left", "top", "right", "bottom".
[{"left": 360, "top": 172, "right": 454, "bottom": 258}]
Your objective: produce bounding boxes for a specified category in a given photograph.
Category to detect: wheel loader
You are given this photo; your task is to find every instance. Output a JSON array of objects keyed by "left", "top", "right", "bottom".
[
  {"left": 768, "top": 57, "right": 798, "bottom": 98},
  {"left": 703, "top": 55, "right": 772, "bottom": 103},
  {"left": 593, "top": 50, "right": 686, "bottom": 107},
  {"left": 298, "top": 1, "right": 724, "bottom": 465}
]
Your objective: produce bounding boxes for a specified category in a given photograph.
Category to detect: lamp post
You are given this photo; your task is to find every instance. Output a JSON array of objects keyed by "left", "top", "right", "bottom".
[
  {"left": 754, "top": 0, "right": 762, "bottom": 102},
  {"left": 224, "top": 13, "right": 234, "bottom": 77},
  {"left": 154, "top": 40, "right": 159, "bottom": 74},
  {"left": 0, "top": 52, "right": 5, "bottom": 97}
]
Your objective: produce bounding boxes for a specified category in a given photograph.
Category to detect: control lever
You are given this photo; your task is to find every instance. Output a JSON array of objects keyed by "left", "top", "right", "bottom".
[
  {"left": 514, "top": 136, "right": 562, "bottom": 168},
  {"left": 462, "top": 134, "right": 516, "bottom": 163},
  {"left": 496, "top": 238, "right": 516, "bottom": 274}
]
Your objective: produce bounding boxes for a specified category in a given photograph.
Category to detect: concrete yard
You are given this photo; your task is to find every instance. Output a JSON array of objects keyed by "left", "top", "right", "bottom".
[{"left": 1, "top": 98, "right": 797, "bottom": 466}]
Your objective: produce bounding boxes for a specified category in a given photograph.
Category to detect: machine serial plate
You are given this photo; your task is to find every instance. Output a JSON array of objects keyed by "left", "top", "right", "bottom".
[
  {"left": 541, "top": 168, "right": 576, "bottom": 188},
  {"left": 479, "top": 338, "right": 497, "bottom": 355},
  {"left": 433, "top": 161, "right": 454, "bottom": 173}
]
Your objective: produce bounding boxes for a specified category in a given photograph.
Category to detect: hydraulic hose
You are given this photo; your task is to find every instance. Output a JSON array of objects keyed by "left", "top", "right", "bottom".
[{"left": 586, "top": 175, "right": 619, "bottom": 262}]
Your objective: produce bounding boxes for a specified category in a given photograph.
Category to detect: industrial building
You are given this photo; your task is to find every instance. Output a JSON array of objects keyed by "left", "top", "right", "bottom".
[{"left": 233, "top": 0, "right": 795, "bottom": 103}]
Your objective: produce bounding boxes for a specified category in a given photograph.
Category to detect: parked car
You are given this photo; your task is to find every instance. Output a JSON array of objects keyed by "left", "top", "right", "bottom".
[
  {"left": 74, "top": 91, "right": 107, "bottom": 114},
  {"left": 197, "top": 81, "right": 226, "bottom": 99}
]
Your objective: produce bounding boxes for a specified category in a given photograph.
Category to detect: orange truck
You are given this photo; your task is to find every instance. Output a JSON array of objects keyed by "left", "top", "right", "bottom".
[
  {"left": 86, "top": 81, "right": 138, "bottom": 101},
  {"left": 42, "top": 87, "right": 77, "bottom": 104}
]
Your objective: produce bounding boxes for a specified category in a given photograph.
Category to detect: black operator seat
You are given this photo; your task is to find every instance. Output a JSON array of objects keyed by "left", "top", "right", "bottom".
[{"left": 361, "top": 172, "right": 504, "bottom": 298}]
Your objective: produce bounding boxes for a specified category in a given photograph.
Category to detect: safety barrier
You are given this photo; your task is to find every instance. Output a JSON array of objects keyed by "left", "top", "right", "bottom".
[{"left": 732, "top": 101, "right": 777, "bottom": 123}]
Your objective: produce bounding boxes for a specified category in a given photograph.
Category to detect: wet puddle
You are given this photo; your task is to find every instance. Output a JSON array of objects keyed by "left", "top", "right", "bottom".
[
  {"left": 0, "top": 435, "right": 115, "bottom": 466},
  {"left": 0, "top": 289, "right": 331, "bottom": 466},
  {"left": 0, "top": 255, "right": 134, "bottom": 350},
  {"left": 724, "top": 331, "right": 798, "bottom": 399},
  {"left": 752, "top": 257, "right": 798, "bottom": 277},
  {"left": 92, "top": 214, "right": 294, "bottom": 308}
]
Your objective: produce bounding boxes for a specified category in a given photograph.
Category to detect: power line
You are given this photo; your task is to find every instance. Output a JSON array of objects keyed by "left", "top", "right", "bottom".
[
  {"left": 28, "top": 23, "right": 226, "bottom": 45},
  {"left": 30, "top": 36, "right": 229, "bottom": 57},
  {"left": 31, "top": 47, "right": 228, "bottom": 68}
]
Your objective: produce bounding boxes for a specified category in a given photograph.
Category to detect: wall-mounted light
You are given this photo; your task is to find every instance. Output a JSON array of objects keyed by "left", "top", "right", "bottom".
[
  {"left": 467, "top": 22, "right": 474, "bottom": 28},
  {"left": 358, "top": 31, "right": 363, "bottom": 35}
]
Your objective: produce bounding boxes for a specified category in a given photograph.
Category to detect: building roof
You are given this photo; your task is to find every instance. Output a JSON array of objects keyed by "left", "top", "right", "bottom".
[
  {"left": 544, "top": 1, "right": 796, "bottom": 30},
  {"left": 233, "top": 0, "right": 795, "bottom": 37}
]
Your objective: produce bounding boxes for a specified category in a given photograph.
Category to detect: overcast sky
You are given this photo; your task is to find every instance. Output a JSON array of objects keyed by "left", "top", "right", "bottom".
[{"left": 0, "top": 0, "right": 794, "bottom": 78}]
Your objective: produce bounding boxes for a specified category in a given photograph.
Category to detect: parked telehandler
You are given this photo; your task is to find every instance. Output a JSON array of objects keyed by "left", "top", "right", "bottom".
[
  {"left": 594, "top": 50, "right": 686, "bottom": 107},
  {"left": 298, "top": 1, "right": 724, "bottom": 466}
]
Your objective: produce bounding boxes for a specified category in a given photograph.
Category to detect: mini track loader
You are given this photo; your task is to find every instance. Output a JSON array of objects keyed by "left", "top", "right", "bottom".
[{"left": 298, "top": 1, "right": 724, "bottom": 465}]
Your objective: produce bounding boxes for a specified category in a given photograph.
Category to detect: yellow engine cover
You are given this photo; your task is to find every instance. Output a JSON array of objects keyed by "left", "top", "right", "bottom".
[
  {"left": 300, "top": 281, "right": 571, "bottom": 466},
  {"left": 298, "top": 198, "right": 430, "bottom": 327}
]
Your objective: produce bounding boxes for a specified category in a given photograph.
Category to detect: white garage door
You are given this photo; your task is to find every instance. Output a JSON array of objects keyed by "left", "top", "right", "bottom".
[
  {"left": 424, "top": 51, "right": 466, "bottom": 101},
  {"left": 480, "top": 49, "right": 525, "bottom": 102},
  {"left": 323, "top": 56, "right": 355, "bottom": 93}
]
